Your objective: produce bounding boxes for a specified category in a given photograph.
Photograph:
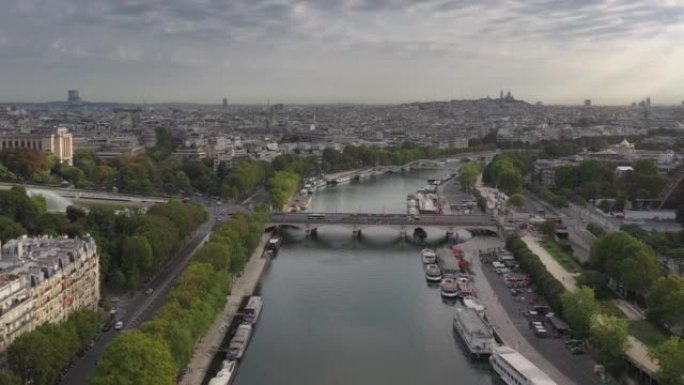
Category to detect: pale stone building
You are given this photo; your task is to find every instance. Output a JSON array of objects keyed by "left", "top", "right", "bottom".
[
  {"left": 0, "top": 235, "right": 99, "bottom": 353},
  {"left": 0, "top": 126, "right": 74, "bottom": 165}
]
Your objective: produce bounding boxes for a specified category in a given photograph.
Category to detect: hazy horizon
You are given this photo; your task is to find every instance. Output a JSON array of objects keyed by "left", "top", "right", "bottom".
[
  {"left": 1, "top": 0, "right": 683, "bottom": 105},
  {"left": 3, "top": 97, "right": 683, "bottom": 108}
]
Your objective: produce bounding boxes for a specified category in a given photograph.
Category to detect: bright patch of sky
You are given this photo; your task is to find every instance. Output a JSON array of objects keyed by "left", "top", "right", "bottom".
[{"left": 1, "top": 0, "right": 683, "bottom": 104}]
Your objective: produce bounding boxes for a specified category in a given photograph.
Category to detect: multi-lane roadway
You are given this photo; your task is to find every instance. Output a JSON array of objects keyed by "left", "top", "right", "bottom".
[{"left": 58, "top": 212, "right": 215, "bottom": 385}]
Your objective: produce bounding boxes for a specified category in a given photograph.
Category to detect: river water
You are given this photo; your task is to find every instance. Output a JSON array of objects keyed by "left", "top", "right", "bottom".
[{"left": 234, "top": 170, "right": 495, "bottom": 385}]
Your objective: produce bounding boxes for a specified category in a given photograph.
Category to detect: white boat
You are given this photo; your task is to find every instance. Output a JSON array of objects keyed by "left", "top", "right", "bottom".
[
  {"left": 207, "top": 360, "right": 237, "bottom": 385},
  {"left": 327, "top": 175, "right": 351, "bottom": 185},
  {"left": 440, "top": 277, "right": 459, "bottom": 298},
  {"left": 243, "top": 296, "right": 263, "bottom": 324},
  {"left": 267, "top": 237, "right": 281, "bottom": 251},
  {"left": 228, "top": 324, "right": 252, "bottom": 360},
  {"left": 456, "top": 275, "right": 475, "bottom": 299},
  {"left": 490, "top": 345, "right": 558, "bottom": 385},
  {"left": 421, "top": 248, "right": 436, "bottom": 264},
  {"left": 453, "top": 307, "right": 496, "bottom": 359},
  {"left": 425, "top": 264, "right": 442, "bottom": 282},
  {"left": 462, "top": 298, "right": 486, "bottom": 316}
]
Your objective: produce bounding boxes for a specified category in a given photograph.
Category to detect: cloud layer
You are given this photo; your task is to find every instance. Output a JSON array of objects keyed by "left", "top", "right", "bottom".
[{"left": 1, "top": 0, "right": 683, "bottom": 104}]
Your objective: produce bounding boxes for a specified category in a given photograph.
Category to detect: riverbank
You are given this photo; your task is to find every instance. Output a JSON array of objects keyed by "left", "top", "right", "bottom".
[
  {"left": 179, "top": 232, "right": 271, "bottom": 385},
  {"left": 461, "top": 237, "right": 578, "bottom": 385}
]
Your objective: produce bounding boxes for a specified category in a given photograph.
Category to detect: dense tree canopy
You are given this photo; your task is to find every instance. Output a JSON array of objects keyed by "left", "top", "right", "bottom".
[
  {"left": 85, "top": 200, "right": 207, "bottom": 291},
  {"left": 7, "top": 310, "right": 100, "bottom": 385},
  {"left": 647, "top": 276, "right": 684, "bottom": 328},
  {"left": 552, "top": 159, "right": 667, "bottom": 207},
  {"left": 589, "top": 314, "right": 628, "bottom": 377},
  {"left": 590, "top": 231, "right": 661, "bottom": 293},
  {"left": 458, "top": 161, "right": 482, "bottom": 192},
  {"left": 652, "top": 337, "right": 684, "bottom": 385},
  {"left": 483, "top": 152, "right": 534, "bottom": 195},
  {"left": 267, "top": 171, "right": 301, "bottom": 210},
  {"left": 506, "top": 235, "right": 566, "bottom": 313},
  {"left": 0, "top": 215, "right": 25, "bottom": 242},
  {"left": 561, "top": 286, "right": 600, "bottom": 339},
  {"left": 92, "top": 208, "right": 271, "bottom": 384},
  {"left": 90, "top": 331, "right": 176, "bottom": 385},
  {"left": 506, "top": 193, "right": 525, "bottom": 208}
]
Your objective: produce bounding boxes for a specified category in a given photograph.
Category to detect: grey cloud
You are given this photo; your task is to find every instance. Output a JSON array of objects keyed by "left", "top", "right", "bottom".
[{"left": 0, "top": 0, "right": 682, "bottom": 102}]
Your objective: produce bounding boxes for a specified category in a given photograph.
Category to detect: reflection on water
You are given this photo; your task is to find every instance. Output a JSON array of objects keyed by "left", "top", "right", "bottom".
[{"left": 234, "top": 171, "right": 496, "bottom": 385}]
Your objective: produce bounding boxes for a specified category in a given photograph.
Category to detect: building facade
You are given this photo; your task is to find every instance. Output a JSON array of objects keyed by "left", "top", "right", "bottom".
[
  {"left": 0, "top": 127, "right": 74, "bottom": 165},
  {"left": 0, "top": 235, "right": 99, "bottom": 353}
]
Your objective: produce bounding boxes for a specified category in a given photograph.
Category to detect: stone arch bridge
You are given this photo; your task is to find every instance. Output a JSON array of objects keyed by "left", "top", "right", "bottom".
[{"left": 268, "top": 212, "right": 500, "bottom": 238}]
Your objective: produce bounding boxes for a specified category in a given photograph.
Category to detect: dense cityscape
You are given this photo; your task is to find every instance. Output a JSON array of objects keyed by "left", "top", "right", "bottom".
[
  {"left": 2, "top": 0, "right": 684, "bottom": 384},
  {"left": 0, "top": 89, "right": 682, "bottom": 385}
]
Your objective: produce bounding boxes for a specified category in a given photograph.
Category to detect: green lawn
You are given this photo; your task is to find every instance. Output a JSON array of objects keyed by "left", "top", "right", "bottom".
[
  {"left": 628, "top": 320, "right": 669, "bottom": 348},
  {"left": 598, "top": 300, "right": 627, "bottom": 318},
  {"left": 540, "top": 238, "right": 582, "bottom": 273}
]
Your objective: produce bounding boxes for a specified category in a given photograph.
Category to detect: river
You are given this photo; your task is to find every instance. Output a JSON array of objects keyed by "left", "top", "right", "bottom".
[{"left": 233, "top": 170, "right": 495, "bottom": 385}]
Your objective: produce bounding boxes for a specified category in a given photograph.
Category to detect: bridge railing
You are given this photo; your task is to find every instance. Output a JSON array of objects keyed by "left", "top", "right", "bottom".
[{"left": 269, "top": 213, "right": 497, "bottom": 226}]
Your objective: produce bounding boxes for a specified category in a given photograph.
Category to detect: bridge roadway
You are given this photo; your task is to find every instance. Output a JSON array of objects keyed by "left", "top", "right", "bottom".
[
  {"left": 0, "top": 182, "right": 169, "bottom": 203},
  {"left": 269, "top": 212, "right": 499, "bottom": 233}
]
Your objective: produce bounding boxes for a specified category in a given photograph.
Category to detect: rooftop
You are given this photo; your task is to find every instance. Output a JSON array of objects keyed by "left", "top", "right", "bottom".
[{"left": 494, "top": 346, "right": 558, "bottom": 385}]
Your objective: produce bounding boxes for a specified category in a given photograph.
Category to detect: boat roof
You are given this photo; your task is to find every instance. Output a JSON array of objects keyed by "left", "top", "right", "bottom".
[
  {"left": 245, "top": 296, "right": 262, "bottom": 308},
  {"left": 454, "top": 308, "right": 492, "bottom": 337},
  {"left": 493, "top": 346, "right": 558, "bottom": 385},
  {"left": 463, "top": 298, "right": 484, "bottom": 310}
]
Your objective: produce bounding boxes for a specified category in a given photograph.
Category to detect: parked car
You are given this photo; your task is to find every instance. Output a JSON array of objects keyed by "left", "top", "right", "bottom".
[
  {"left": 570, "top": 346, "right": 586, "bottom": 355},
  {"left": 533, "top": 326, "right": 548, "bottom": 337},
  {"left": 114, "top": 321, "right": 124, "bottom": 330}
]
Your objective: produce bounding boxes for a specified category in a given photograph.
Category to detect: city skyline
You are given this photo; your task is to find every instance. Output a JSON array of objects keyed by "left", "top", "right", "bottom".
[{"left": 1, "top": 0, "right": 684, "bottom": 105}]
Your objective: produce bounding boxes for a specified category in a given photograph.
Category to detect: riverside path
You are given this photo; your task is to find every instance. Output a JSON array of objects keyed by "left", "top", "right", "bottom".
[
  {"left": 179, "top": 233, "right": 271, "bottom": 385},
  {"left": 461, "top": 238, "right": 578, "bottom": 385}
]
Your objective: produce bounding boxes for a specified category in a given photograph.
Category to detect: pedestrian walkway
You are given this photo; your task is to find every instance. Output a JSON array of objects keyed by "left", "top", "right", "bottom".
[
  {"left": 612, "top": 299, "right": 644, "bottom": 321},
  {"left": 179, "top": 233, "right": 271, "bottom": 385},
  {"left": 521, "top": 235, "right": 578, "bottom": 291},
  {"left": 520, "top": 237, "right": 659, "bottom": 379},
  {"left": 461, "top": 239, "right": 577, "bottom": 385}
]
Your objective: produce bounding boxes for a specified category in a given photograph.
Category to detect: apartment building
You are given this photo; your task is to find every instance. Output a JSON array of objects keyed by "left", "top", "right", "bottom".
[{"left": 0, "top": 235, "right": 99, "bottom": 353}]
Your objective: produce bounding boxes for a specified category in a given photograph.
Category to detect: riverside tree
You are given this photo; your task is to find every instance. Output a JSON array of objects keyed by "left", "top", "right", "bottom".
[
  {"left": 90, "top": 331, "right": 176, "bottom": 385},
  {"left": 560, "top": 286, "right": 600, "bottom": 339},
  {"left": 267, "top": 170, "right": 301, "bottom": 209},
  {"left": 458, "top": 161, "right": 482, "bottom": 192},
  {"left": 647, "top": 276, "right": 684, "bottom": 328},
  {"left": 507, "top": 193, "right": 525, "bottom": 208},
  {"left": 589, "top": 314, "right": 628, "bottom": 378},
  {"left": 590, "top": 231, "right": 661, "bottom": 293},
  {"left": 652, "top": 337, "right": 684, "bottom": 385},
  {"left": 91, "top": 209, "right": 271, "bottom": 385},
  {"left": 7, "top": 310, "right": 100, "bottom": 385}
]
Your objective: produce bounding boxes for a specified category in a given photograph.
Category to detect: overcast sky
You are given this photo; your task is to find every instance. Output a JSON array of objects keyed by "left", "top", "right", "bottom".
[{"left": 1, "top": 0, "right": 683, "bottom": 105}]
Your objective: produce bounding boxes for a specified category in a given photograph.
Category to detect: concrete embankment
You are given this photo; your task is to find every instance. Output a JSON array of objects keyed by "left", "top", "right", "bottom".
[
  {"left": 179, "top": 232, "right": 271, "bottom": 385},
  {"left": 461, "top": 239, "right": 578, "bottom": 385}
]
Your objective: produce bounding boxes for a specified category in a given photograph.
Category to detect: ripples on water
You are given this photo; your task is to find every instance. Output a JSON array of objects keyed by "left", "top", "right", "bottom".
[{"left": 234, "top": 171, "right": 496, "bottom": 385}]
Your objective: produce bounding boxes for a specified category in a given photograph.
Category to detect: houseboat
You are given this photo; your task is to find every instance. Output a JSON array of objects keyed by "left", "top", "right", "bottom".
[{"left": 453, "top": 307, "right": 496, "bottom": 359}]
